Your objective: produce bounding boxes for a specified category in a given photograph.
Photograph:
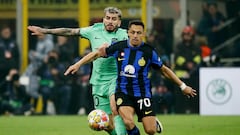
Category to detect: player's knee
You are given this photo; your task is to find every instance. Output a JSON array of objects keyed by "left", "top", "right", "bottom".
[
  {"left": 122, "top": 119, "right": 134, "bottom": 130},
  {"left": 144, "top": 128, "right": 156, "bottom": 135}
]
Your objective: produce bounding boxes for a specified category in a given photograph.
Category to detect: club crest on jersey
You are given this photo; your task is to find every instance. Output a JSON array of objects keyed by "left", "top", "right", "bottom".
[
  {"left": 111, "top": 38, "right": 118, "bottom": 44},
  {"left": 138, "top": 57, "right": 146, "bottom": 66}
]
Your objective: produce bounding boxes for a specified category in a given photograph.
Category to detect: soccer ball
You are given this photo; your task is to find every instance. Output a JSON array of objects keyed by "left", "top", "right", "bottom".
[{"left": 87, "top": 109, "right": 109, "bottom": 131}]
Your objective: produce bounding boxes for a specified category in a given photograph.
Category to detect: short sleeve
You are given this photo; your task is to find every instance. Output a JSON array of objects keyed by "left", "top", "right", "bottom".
[
  {"left": 79, "top": 26, "right": 93, "bottom": 39},
  {"left": 151, "top": 50, "right": 163, "bottom": 69}
]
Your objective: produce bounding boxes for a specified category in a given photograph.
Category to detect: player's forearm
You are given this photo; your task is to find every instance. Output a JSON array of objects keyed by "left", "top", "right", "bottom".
[
  {"left": 161, "top": 65, "right": 183, "bottom": 87},
  {"left": 76, "top": 51, "right": 100, "bottom": 67},
  {"left": 41, "top": 28, "right": 80, "bottom": 36}
]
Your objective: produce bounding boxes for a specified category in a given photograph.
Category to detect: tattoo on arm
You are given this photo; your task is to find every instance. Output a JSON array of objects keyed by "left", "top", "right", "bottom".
[{"left": 44, "top": 28, "right": 80, "bottom": 36}]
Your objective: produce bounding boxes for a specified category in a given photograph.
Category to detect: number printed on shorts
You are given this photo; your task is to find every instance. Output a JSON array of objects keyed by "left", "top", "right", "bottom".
[
  {"left": 137, "top": 98, "right": 151, "bottom": 110},
  {"left": 94, "top": 96, "right": 99, "bottom": 107}
]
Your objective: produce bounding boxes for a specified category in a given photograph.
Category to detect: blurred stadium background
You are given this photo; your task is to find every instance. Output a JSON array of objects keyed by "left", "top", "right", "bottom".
[{"left": 0, "top": 0, "right": 240, "bottom": 130}]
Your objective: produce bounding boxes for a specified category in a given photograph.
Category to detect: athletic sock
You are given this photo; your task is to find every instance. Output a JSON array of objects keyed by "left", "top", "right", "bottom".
[
  {"left": 127, "top": 126, "right": 140, "bottom": 135},
  {"left": 114, "top": 115, "right": 126, "bottom": 135}
]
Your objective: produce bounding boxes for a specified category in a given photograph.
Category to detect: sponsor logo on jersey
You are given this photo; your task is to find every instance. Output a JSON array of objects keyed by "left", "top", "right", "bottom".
[
  {"left": 120, "top": 65, "right": 136, "bottom": 78},
  {"left": 118, "top": 58, "right": 125, "bottom": 61},
  {"left": 94, "top": 37, "right": 100, "bottom": 39}
]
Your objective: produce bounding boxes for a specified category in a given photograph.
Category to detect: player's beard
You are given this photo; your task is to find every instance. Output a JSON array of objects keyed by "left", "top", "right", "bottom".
[{"left": 105, "top": 24, "right": 118, "bottom": 32}]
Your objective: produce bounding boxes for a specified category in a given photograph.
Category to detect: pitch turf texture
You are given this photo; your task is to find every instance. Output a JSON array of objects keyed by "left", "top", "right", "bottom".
[{"left": 1, "top": 115, "right": 239, "bottom": 135}]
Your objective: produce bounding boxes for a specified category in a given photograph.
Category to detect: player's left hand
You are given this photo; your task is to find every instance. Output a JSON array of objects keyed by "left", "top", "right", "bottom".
[
  {"left": 64, "top": 64, "right": 80, "bottom": 76},
  {"left": 98, "top": 43, "right": 109, "bottom": 57},
  {"left": 28, "top": 26, "right": 44, "bottom": 36},
  {"left": 182, "top": 86, "right": 197, "bottom": 98}
]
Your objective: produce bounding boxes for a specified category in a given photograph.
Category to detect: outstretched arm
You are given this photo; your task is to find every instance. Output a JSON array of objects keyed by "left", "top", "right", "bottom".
[
  {"left": 160, "top": 65, "right": 197, "bottom": 98},
  {"left": 64, "top": 43, "right": 109, "bottom": 75},
  {"left": 64, "top": 51, "right": 100, "bottom": 75},
  {"left": 28, "top": 26, "right": 80, "bottom": 36}
]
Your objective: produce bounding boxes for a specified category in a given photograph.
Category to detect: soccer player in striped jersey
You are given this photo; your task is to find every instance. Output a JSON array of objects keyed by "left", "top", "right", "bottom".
[
  {"left": 64, "top": 20, "right": 197, "bottom": 135},
  {"left": 28, "top": 7, "right": 127, "bottom": 135}
]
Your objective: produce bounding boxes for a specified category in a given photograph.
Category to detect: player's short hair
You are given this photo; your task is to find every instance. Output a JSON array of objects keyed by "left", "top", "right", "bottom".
[
  {"left": 104, "top": 7, "right": 122, "bottom": 19},
  {"left": 128, "top": 20, "right": 145, "bottom": 29}
]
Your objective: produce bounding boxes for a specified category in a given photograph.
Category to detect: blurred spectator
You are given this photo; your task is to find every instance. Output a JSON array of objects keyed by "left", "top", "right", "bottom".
[
  {"left": 27, "top": 34, "right": 54, "bottom": 73},
  {"left": 146, "top": 31, "right": 165, "bottom": 88},
  {"left": 174, "top": 10, "right": 196, "bottom": 45},
  {"left": 0, "top": 26, "right": 20, "bottom": 90},
  {"left": 196, "top": 36, "right": 213, "bottom": 67},
  {"left": 146, "top": 30, "right": 174, "bottom": 114},
  {"left": 147, "top": 30, "right": 170, "bottom": 60},
  {"left": 0, "top": 69, "right": 32, "bottom": 115},
  {"left": 201, "top": 1, "right": 210, "bottom": 17},
  {"left": 197, "top": 36, "right": 211, "bottom": 59},
  {"left": 152, "top": 85, "right": 174, "bottom": 114},
  {"left": 37, "top": 50, "right": 72, "bottom": 115},
  {"left": 70, "top": 48, "right": 93, "bottom": 115},
  {"left": 23, "top": 33, "right": 54, "bottom": 110},
  {"left": 153, "top": 19, "right": 173, "bottom": 57},
  {"left": 54, "top": 36, "right": 76, "bottom": 114},
  {"left": 197, "top": 2, "right": 226, "bottom": 49},
  {"left": 173, "top": 26, "right": 201, "bottom": 113},
  {"left": 174, "top": 26, "right": 201, "bottom": 79},
  {"left": 54, "top": 36, "right": 75, "bottom": 66}
]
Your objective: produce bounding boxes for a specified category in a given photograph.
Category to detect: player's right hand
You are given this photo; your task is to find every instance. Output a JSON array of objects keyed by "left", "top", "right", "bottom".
[
  {"left": 64, "top": 64, "right": 79, "bottom": 76},
  {"left": 182, "top": 86, "right": 197, "bottom": 98},
  {"left": 28, "top": 26, "right": 44, "bottom": 36}
]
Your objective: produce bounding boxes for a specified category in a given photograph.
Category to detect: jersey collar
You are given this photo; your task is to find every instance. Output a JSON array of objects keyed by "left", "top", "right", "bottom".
[{"left": 127, "top": 40, "right": 144, "bottom": 50}]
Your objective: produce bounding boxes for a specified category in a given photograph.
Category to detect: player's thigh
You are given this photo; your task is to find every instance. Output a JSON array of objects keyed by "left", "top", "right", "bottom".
[
  {"left": 118, "top": 106, "right": 135, "bottom": 122},
  {"left": 142, "top": 116, "right": 156, "bottom": 134},
  {"left": 118, "top": 106, "right": 135, "bottom": 130},
  {"left": 115, "top": 92, "right": 135, "bottom": 129}
]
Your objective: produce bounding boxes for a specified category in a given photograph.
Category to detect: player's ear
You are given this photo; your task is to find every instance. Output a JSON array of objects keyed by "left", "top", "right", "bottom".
[
  {"left": 143, "top": 31, "right": 146, "bottom": 36},
  {"left": 118, "top": 20, "right": 121, "bottom": 27}
]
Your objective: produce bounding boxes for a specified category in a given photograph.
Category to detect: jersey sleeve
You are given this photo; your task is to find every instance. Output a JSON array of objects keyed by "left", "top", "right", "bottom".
[
  {"left": 79, "top": 26, "right": 93, "bottom": 39},
  {"left": 151, "top": 50, "right": 163, "bottom": 69},
  {"left": 80, "top": 23, "right": 103, "bottom": 39},
  {"left": 105, "top": 43, "right": 120, "bottom": 58}
]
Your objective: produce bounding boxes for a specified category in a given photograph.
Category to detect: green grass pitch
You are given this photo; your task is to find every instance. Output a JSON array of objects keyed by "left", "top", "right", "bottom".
[{"left": 0, "top": 115, "right": 240, "bottom": 135}]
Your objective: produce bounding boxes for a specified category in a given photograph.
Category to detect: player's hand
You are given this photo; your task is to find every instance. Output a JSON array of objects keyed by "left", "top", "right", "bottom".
[
  {"left": 64, "top": 64, "right": 80, "bottom": 76},
  {"left": 98, "top": 43, "right": 109, "bottom": 57},
  {"left": 182, "top": 86, "right": 197, "bottom": 98},
  {"left": 28, "top": 26, "right": 44, "bottom": 36}
]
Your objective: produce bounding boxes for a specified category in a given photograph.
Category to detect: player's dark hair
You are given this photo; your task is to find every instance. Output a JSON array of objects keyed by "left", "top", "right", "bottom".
[{"left": 128, "top": 20, "right": 145, "bottom": 29}]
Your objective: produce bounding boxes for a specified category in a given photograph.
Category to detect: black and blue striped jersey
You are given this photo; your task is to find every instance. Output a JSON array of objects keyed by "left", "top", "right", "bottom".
[{"left": 106, "top": 40, "right": 163, "bottom": 98}]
